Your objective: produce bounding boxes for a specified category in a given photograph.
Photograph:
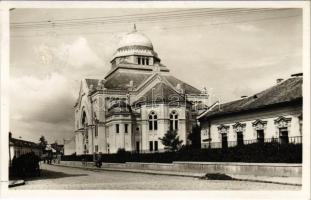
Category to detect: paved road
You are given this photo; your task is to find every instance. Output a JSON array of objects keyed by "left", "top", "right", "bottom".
[{"left": 12, "top": 164, "right": 301, "bottom": 190}]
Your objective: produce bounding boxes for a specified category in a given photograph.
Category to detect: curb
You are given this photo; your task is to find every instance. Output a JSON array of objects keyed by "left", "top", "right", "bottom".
[
  {"left": 232, "top": 178, "right": 302, "bottom": 187},
  {"left": 53, "top": 164, "right": 302, "bottom": 186},
  {"left": 54, "top": 164, "right": 202, "bottom": 178}
]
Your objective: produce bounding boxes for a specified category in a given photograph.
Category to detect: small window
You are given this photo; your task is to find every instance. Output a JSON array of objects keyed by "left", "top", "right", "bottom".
[
  {"left": 146, "top": 58, "right": 149, "bottom": 65},
  {"left": 95, "top": 126, "right": 98, "bottom": 137},
  {"left": 154, "top": 141, "right": 158, "bottom": 151},
  {"left": 116, "top": 124, "right": 119, "bottom": 133},
  {"left": 142, "top": 58, "right": 145, "bottom": 65},
  {"left": 138, "top": 57, "right": 141, "bottom": 65},
  {"left": 95, "top": 145, "right": 98, "bottom": 152},
  {"left": 125, "top": 124, "right": 128, "bottom": 133},
  {"left": 149, "top": 141, "right": 153, "bottom": 151}
]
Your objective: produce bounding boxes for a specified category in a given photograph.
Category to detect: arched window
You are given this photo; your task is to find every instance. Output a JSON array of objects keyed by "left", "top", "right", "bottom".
[
  {"left": 149, "top": 111, "right": 158, "bottom": 131},
  {"left": 170, "top": 111, "right": 178, "bottom": 130},
  {"left": 81, "top": 111, "right": 87, "bottom": 127}
]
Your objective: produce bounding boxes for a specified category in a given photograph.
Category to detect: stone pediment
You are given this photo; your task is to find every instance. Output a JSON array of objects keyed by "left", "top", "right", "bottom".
[
  {"left": 217, "top": 124, "right": 229, "bottom": 134},
  {"left": 274, "top": 116, "right": 292, "bottom": 128},
  {"left": 252, "top": 119, "right": 267, "bottom": 130}
]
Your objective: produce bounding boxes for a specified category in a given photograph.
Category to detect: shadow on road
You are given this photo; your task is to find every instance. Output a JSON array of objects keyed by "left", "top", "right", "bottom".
[{"left": 25, "top": 169, "right": 88, "bottom": 182}]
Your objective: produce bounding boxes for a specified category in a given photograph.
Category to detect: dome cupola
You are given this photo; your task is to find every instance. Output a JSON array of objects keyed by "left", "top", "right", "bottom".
[
  {"left": 111, "top": 25, "right": 160, "bottom": 66},
  {"left": 117, "top": 25, "right": 153, "bottom": 50}
]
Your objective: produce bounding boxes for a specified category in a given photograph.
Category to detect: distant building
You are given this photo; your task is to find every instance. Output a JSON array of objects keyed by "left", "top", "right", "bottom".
[
  {"left": 64, "top": 137, "right": 76, "bottom": 155},
  {"left": 50, "top": 143, "right": 64, "bottom": 155},
  {"left": 74, "top": 26, "right": 208, "bottom": 155},
  {"left": 9, "top": 132, "right": 43, "bottom": 162},
  {"left": 198, "top": 74, "right": 303, "bottom": 149}
]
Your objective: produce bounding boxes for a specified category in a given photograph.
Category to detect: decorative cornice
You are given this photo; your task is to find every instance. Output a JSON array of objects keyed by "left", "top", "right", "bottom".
[
  {"left": 232, "top": 122, "right": 246, "bottom": 129},
  {"left": 274, "top": 116, "right": 292, "bottom": 123},
  {"left": 252, "top": 119, "right": 268, "bottom": 126},
  {"left": 217, "top": 124, "right": 229, "bottom": 132},
  {"left": 117, "top": 45, "right": 153, "bottom": 52}
]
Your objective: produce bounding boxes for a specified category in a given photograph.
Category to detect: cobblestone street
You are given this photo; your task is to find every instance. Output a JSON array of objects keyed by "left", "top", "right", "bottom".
[{"left": 12, "top": 164, "right": 301, "bottom": 190}]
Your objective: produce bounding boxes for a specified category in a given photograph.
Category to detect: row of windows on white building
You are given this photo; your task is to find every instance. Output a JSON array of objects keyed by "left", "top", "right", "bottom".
[
  {"left": 210, "top": 116, "right": 300, "bottom": 148},
  {"left": 87, "top": 111, "right": 180, "bottom": 153}
]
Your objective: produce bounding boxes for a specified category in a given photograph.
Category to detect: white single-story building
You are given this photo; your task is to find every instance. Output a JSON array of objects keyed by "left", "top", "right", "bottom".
[{"left": 198, "top": 73, "right": 303, "bottom": 149}]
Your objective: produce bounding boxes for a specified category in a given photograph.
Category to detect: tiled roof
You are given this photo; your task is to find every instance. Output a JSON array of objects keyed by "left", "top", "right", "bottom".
[
  {"left": 104, "top": 71, "right": 151, "bottom": 90},
  {"left": 200, "top": 76, "right": 302, "bottom": 119},
  {"left": 84, "top": 71, "right": 201, "bottom": 95},
  {"left": 10, "top": 138, "right": 41, "bottom": 149},
  {"left": 163, "top": 75, "right": 201, "bottom": 94}
]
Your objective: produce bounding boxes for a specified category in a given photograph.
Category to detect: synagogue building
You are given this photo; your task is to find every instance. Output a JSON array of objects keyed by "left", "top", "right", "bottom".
[{"left": 74, "top": 26, "right": 208, "bottom": 155}]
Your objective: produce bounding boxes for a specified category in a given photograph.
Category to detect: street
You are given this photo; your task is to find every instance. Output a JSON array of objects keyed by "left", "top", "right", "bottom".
[{"left": 11, "top": 164, "right": 301, "bottom": 190}]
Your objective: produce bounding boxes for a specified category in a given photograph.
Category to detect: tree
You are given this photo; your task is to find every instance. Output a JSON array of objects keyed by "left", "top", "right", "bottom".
[
  {"left": 39, "top": 136, "right": 48, "bottom": 150},
  {"left": 187, "top": 125, "right": 201, "bottom": 149},
  {"left": 159, "top": 130, "right": 183, "bottom": 152}
]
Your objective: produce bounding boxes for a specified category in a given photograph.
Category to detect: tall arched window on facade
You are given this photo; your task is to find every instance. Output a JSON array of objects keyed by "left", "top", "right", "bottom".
[
  {"left": 82, "top": 111, "right": 87, "bottom": 127},
  {"left": 170, "top": 111, "right": 178, "bottom": 130},
  {"left": 81, "top": 110, "right": 88, "bottom": 154},
  {"left": 149, "top": 111, "right": 158, "bottom": 131}
]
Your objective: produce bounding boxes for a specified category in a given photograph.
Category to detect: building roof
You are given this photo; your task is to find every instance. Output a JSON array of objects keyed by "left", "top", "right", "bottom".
[
  {"left": 199, "top": 76, "right": 302, "bottom": 120},
  {"left": 10, "top": 137, "right": 41, "bottom": 149},
  {"left": 135, "top": 82, "right": 186, "bottom": 104},
  {"left": 84, "top": 71, "right": 201, "bottom": 95},
  {"left": 164, "top": 75, "right": 201, "bottom": 94},
  {"left": 104, "top": 71, "right": 151, "bottom": 90},
  {"left": 118, "top": 28, "right": 153, "bottom": 50},
  {"left": 85, "top": 79, "right": 100, "bottom": 89},
  {"left": 111, "top": 27, "right": 158, "bottom": 62}
]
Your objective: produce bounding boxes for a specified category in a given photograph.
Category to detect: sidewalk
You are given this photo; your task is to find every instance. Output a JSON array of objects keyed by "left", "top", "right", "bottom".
[{"left": 54, "top": 163, "right": 302, "bottom": 186}]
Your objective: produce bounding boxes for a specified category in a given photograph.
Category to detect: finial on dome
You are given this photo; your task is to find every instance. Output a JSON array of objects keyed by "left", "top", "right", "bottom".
[{"left": 133, "top": 24, "right": 137, "bottom": 32}]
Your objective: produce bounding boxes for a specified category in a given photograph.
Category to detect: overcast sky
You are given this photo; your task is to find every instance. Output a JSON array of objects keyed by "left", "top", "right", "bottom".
[{"left": 10, "top": 8, "right": 302, "bottom": 143}]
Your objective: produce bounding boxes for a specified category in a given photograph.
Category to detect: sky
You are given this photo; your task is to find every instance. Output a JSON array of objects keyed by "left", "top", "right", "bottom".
[{"left": 9, "top": 8, "right": 302, "bottom": 143}]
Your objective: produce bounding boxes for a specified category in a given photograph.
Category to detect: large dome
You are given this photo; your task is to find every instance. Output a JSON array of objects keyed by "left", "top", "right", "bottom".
[
  {"left": 118, "top": 29, "right": 153, "bottom": 50},
  {"left": 111, "top": 25, "right": 160, "bottom": 63}
]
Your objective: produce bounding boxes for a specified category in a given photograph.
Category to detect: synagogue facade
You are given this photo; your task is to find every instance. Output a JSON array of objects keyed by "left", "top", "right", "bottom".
[{"left": 74, "top": 26, "right": 208, "bottom": 155}]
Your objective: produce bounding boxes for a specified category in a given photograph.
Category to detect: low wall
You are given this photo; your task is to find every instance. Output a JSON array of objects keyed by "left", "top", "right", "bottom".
[{"left": 58, "top": 161, "right": 302, "bottom": 177}]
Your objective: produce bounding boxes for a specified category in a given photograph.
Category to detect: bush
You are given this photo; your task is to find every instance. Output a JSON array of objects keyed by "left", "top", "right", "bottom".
[{"left": 10, "top": 152, "right": 41, "bottom": 178}]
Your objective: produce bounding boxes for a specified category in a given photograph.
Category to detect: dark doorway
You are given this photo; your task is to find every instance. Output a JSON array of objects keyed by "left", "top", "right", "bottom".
[
  {"left": 221, "top": 133, "right": 228, "bottom": 149},
  {"left": 237, "top": 132, "right": 244, "bottom": 146},
  {"left": 279, "top": 128, "right": 289, "bottom": 144},
  {"left": 136, "top": 142, "right": 140, "bottom": 153},
  {"left": 257, "top": 130, "right": 264, "bottom": 144}
]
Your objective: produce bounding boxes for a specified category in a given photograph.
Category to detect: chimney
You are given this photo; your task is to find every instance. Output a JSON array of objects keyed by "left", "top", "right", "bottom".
[
  {"left": 276, "top": 78, "right": 284, "bottom": 84},
  {"left": 129, "top": 80, "right": 133, "bottom": 88},
  {"left": 176, "top": 83, "right": 183, "bottom": 93},
  {"left": 291, "top": 73, "right": 303, "bottom": 77}
]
